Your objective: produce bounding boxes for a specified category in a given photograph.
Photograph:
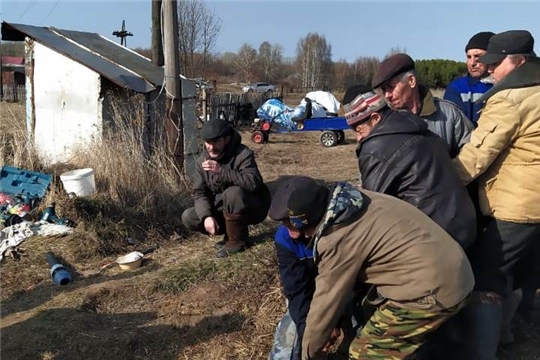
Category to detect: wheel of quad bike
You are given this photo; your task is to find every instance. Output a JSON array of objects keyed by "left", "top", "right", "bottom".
[
  {"left": 335, "top": 130, "right": 345, "bottom": 144},
  {"left": 320, "top": 131, "right": 338, "bottom": 147},
  {"left": 252, "top": 130, "right": 266, "bottom": 144}
]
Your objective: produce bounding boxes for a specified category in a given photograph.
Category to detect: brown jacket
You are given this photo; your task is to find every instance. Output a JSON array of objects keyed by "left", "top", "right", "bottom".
[
  {"left": 454, "top": 58, "right": 540, "bottom": 222},
  {"left": 302, "top": 186, "right": 474, "bottom": 359}
]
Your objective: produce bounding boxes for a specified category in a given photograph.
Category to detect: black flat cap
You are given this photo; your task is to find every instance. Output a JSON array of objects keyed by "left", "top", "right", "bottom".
[
  {"left": 287, "top": 185, "right": 329, "bottom": 230},
  {"left": 372, "top": 53, "right": 415, "bottom": 89},
  {"left": 200, "top": 119, "right": 232, "bottom": 140},
  {"left": 479, "top": 30, "right": 535, "bottom": 65},
  {"left": 465, "top": 31, "right": 495, "bottom": 52},
  {"left": 269, "top": 176, "right": 320, "bottom": 221},
  {"left": 342, "top": 84, "right": 372, "bottom": 106}
]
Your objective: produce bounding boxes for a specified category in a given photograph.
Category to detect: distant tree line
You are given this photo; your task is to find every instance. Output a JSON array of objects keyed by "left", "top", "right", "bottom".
[
  {"left": 132, "top": 42, "right": 467, "bottom": 92},
  {"left": 415, "top": 59, "right": 467, "bottom": 89}
]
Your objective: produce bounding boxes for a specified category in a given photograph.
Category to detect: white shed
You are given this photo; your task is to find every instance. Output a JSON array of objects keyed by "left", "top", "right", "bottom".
[{"left": 1, "top": 21, "right": 199, "bottom": 173}]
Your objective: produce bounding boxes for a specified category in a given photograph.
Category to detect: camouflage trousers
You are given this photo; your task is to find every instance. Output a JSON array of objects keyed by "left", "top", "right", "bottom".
[{"left": 349, "top": 298, "right": 467, "bottom": 359}]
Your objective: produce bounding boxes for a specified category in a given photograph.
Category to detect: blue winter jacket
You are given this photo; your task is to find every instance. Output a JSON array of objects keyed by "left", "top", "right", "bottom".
[
  {"left": 275, "top": 225, "right": 317, "bottom": 339},
  {"left": 444, "top": 75, "right": 493, "bottom": 125}
]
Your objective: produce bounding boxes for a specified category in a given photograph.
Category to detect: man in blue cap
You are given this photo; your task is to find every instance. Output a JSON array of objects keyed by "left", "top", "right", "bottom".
[{"left": 181, "top": 119, "right": 270, "bottom": 257}]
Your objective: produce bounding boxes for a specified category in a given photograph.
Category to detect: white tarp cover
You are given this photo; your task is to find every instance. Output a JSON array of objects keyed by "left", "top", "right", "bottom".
[{"left": 304, "top": 91, "right": 341, "bottom": 114}]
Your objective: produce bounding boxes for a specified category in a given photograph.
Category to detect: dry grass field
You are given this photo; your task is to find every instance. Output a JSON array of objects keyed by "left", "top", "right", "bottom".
[{"left": 0, "top": 100, "right": 538, "bottom": 360}]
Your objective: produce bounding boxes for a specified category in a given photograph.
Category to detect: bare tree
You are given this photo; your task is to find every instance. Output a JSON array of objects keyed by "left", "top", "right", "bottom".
[
  {"left": 296, "top": 33, "right": 332, "bottom": 89},
  {"left": 330, "top": 59, "right": 350, "bottom": 91},
  {"left": 351, "top": 56, "right": 381, "bottom": 86},
  {"left": 258, "top": 41, "right": 283, "bottom": 82},
  {"left": 177, "top": 0, "right": 221, "bottom": 78},
  {"left": 235, "top": 43, "right": 258, "bottom": 84}
]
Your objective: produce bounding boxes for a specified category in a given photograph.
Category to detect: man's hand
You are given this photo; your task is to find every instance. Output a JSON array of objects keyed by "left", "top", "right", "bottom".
[
  {"left": 202, "top": 159, "right": 221, "bottom": 174},
  {"left": 204, "top": 216, "right": 219, "bottom": 235},
  {"left": 322, "top": 328, "right": 342, "bottom": 353}
]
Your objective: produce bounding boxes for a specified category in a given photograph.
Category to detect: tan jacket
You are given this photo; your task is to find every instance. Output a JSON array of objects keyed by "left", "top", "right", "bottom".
[
  {"left": 454, "top": 59, "right": 540, "bottom": 222},
  {"left": 302, "top": 189, "right": 474, "bottom": 359}
]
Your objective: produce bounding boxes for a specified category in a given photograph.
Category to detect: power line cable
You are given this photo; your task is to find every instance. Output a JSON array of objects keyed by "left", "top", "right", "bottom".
[
  {"left": 18, "top": 0, "right": 39, "bottom": 21},
  {"left": 40, "top": 0, "right": 60, "bottom": 26}
]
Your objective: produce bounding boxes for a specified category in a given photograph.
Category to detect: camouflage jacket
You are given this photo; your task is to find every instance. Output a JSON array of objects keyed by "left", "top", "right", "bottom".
[{"left": 302, "top": 185, "right": 474, "bottom": 359}]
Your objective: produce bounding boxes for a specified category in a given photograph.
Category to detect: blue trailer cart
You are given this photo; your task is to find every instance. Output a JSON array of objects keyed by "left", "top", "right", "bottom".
[{"left": 251, "top": 116, "right": 349, "bottom": 147}]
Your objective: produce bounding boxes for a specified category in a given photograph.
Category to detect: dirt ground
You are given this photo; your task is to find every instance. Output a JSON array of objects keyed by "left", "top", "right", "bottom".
[{"left": 1, "top": 129, "right": 539, "bottom": 360}]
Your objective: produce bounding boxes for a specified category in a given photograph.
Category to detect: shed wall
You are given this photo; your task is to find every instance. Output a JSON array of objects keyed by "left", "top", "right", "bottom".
[{"left": 32, "top": 42, "right": 101, "bottom": 163}]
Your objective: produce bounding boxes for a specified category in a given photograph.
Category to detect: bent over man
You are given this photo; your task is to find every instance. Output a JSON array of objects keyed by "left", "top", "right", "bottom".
[
  {"left": 343, "top": 85, "right": 476, "bottom": 248},
  {"left": 182, "top": 119, "right": 270, "bottom": 258},
  {"left": 271, "top": 177, "right": 474, "bottom": 360}
]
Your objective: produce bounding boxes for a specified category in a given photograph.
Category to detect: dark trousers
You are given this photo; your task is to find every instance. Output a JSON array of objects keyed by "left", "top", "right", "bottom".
[
  {"left": 181, "top": 185, "right": 270, "bottom": 235},
  {"left": 468, "top": 217, "right": 540, "bottom": 296}
]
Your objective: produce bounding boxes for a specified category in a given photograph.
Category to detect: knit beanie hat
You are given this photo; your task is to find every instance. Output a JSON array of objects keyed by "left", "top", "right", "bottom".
[
  {"left": 287, "top": 184, "right": 329, "bottom": 230},
  {"left": 343, "top": 91, "right": 387, "bottom": 127},
  {"left": 465, "top": 31, "right": 495, "bottom": 52}
]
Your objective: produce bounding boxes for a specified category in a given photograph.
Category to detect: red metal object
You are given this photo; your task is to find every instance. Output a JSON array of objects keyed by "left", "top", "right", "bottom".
[
  {"left": 251, "top": 131, "right": 265, "bottom": 144},
  {"left": 1, "top": 56, "right": 24, "bottom": 66},
  {"left": 261, "top": 122, "right": 271, "bottom": 131}
]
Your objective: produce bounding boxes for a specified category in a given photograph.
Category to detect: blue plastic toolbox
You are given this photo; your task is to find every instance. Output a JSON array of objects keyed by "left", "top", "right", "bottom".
[{"left": 0, "top": 165, "right": 52, "bottom": 199}]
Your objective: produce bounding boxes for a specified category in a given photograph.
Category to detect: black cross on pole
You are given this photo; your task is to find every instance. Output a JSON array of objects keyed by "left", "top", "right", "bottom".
[{"left": 112, "top": 20, "right": 133, "bottom": 47}]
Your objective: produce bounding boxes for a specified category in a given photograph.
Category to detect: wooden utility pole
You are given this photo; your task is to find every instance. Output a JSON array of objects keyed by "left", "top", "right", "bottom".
[
  {"left": 151, "top": 0, "right": 164, "bottom": 66},
  {"left": 162, "top": 0, "right": 183, "bottom": 170}
]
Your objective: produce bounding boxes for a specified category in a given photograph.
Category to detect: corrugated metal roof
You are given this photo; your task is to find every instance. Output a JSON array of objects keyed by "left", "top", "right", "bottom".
[{"left": 1, "top": 21, "right": 163, "bottom": 93}]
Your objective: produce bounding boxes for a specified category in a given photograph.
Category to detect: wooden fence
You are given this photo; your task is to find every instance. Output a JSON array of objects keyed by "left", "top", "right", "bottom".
[{"left": 1, "top": 85, "right": 25, "bottom": 102}]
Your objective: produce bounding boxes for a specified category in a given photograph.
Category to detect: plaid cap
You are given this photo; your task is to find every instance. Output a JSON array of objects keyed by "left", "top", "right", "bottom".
[{"left": 343, "top": 91, "right": 387, "bottom": 127}]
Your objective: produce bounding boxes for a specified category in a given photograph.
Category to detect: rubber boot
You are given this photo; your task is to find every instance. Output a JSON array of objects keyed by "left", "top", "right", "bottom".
[
  {"left": 462, "top": 291, "right": 503, "bottom": 360},
  {"left": 216, "top": 212, "right": 248, "bottom": 258},
  {"left": 500, "top": 288, "right": 523, "bottom": 345},
  {"left": 214, "top": 235, "right": 228, "bottom": 250}
]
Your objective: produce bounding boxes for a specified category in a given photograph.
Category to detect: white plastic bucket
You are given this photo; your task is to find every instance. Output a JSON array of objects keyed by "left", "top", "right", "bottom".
[{"left": 60, "top": 168, "right": 96, "bottom": 197}]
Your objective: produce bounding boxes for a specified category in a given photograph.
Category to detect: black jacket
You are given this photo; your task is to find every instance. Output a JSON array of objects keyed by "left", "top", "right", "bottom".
[
  {"left": 356, "top": 109, "right": 476, "bottom": 248},
  {"left": 192, "top": 129, "right": 268, "bottom": 220}
]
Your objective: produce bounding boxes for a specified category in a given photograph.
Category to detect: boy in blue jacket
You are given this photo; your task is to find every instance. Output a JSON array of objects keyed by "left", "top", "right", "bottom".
[{"left": 268, "top": 176, "right": 359, "bottom": 360}]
